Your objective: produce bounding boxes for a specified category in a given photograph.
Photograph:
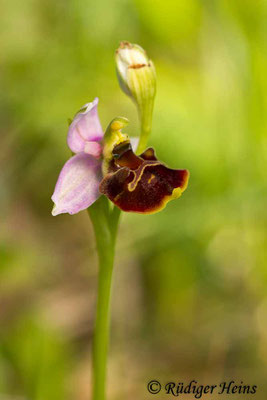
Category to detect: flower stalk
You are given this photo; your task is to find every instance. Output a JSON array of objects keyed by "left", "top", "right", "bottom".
[
  {"left": 89, "top": 196, "right": 121, "bottom": 400},
  {"left": 137, "top": 96, "right": 155, "bottom": 153}
]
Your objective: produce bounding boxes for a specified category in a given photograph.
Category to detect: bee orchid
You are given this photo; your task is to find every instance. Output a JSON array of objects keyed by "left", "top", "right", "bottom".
[{"left": 52, "top": 103, "right": 189, "bottom": 216}]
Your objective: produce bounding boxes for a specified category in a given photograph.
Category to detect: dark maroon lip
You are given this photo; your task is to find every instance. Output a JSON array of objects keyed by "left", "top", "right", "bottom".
[{"left": 100, "top": 142, "right": 189, "bottom": 214}]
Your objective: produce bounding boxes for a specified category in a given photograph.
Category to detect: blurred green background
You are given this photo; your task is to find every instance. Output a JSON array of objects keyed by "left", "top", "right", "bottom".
[{"left": 1, "top": 0, "right": 267, "bottom": 398}]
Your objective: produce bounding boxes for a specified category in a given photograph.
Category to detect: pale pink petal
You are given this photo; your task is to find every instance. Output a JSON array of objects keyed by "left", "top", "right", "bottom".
[
  {"left": 51, "top": 153, "right": 102, "bottom": 216},
  {"left": 67, "top": 98, "right": 104, "bottom": 153},
  {"left": 84, "top": 141, "right": 102, "bottom": 158}
]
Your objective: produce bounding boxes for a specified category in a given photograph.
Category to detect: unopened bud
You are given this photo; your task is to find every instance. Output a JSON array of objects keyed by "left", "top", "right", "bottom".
[{"left": 115, "top": 41, "right": 156, "bottom": 153}]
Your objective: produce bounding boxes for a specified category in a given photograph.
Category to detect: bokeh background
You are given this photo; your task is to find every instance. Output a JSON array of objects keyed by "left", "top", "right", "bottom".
[{"left": 1, "top": 0, "right": 267, "bottom": 399}]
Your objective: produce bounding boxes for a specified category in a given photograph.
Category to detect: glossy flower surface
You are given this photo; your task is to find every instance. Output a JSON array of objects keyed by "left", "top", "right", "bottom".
[{"left": 100, "top": 141, "right": 189, "bottom": 214}]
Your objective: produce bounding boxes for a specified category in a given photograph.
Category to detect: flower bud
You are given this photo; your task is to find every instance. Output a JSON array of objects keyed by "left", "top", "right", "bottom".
[{"left": 115, "top": 41, "right": 156, "bottom": 153}]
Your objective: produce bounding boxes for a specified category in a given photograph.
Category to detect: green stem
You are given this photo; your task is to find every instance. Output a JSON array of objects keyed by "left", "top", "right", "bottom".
[
  {"left": 89, "top": 196, "right": 121, "bottom": 400},
  {"left": 136, "top": 100, "right": 154, "bottom": 154}
]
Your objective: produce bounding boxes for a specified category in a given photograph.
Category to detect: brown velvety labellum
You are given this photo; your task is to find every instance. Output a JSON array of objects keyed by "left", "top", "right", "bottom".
[{"left": 100, "top": 143, "right": 189, "bottom": 214}]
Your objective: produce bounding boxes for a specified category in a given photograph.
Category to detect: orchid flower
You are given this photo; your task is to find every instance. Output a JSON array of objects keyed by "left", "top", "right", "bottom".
[{"left": 51, "top": 104, "right": 189, "bottom": 216}]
